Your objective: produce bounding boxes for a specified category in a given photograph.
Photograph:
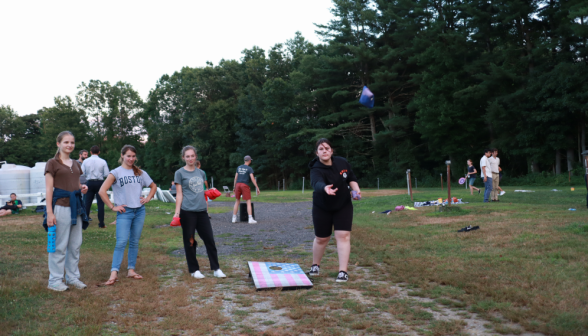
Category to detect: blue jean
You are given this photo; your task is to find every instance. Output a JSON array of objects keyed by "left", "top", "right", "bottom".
[
  {"left": 111, "top": 206, "right": 146, "bottom": 272},
  {"left": 484, "top": 177, "right": 493, "bottom": 203}
]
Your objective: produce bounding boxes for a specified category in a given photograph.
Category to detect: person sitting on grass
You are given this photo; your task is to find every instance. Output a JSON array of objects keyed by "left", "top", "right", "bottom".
[
  {"left": 466, "top": 160, "right": 481, "bottom": 195},
  {"left": 0, "top": 193, "right": 22, "bottom": 217}
]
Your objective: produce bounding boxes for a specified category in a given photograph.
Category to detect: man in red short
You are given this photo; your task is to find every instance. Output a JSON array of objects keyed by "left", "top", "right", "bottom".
[{"left": 232, "top": 155, "right": 260, "bottom": 224}]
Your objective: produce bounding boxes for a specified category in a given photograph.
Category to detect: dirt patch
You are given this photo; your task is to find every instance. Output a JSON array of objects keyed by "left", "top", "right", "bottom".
[
  {"left": 0, "top": 214, "right": 41, "bottom": 227},
  {"left": 170, "top": 201, "right": 315, "bottom": 256}
]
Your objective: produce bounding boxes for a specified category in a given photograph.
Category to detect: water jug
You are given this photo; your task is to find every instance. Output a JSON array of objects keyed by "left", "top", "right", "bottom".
[{"left": 47, "top": 226, "right": 56, "bottom": 253}]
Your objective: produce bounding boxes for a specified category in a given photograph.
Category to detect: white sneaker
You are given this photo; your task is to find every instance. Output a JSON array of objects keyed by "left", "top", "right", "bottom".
[
  {"left": 231, "top": 215, "right": 237, "bottom": 223},
  {"left": 248, "top": 217, "right": 257, "bottom": 224},
  {"left": 499, "top": 191, "right": 506, "bottom": 196},
  {"left": 47, "top": 282, "right": 69, "bottom": 292},
  {"left": 191, "top": 271, "right": 205, "bottom": 279},
  {"left": 213, "top": 269, "right": 227, "bottom": 278},
  {"left": 66, "top": 280, "right": 87, "bottom": 289}
]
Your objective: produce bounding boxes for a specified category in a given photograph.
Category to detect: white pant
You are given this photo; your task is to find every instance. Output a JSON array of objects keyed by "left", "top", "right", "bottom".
[{"left": 48, "top": 205, "right": 83, "bottom": 285}]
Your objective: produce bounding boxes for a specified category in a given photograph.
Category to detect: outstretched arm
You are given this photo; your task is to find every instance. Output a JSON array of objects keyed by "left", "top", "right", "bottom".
[{"left": 250, "top": 174, "right": 260, "bottom": 194}]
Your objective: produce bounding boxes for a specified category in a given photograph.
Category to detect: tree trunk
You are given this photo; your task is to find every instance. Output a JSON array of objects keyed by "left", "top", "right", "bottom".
[
  {"left": 555, "top": 150, "right": 561, "bottom": 174},
  {"left": 567, "top": 148, "right": 574, "bottom": 174},
  {"left": 582, "top": 116, "right": 586, "bottom": 156},
  {"left": 531, "top": 161, "right": 541, "bottom": 173},
  {"left": 369, "top": 112, "right": 376, "bottom": 143}
]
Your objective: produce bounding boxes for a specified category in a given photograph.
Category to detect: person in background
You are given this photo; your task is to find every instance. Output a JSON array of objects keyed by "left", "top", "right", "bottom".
[
  {"left": 489, "top": 148, "right": 501, "bottom": 202},
  {"left": 195, "top": 160, "right": 210, "bottom": 218},
  {"left": 308, "top": 138, "right": 361, "bottom": 283},
  {"left": 173, "top": 146, "right": 226, "bottom": 279},
  {"left": 82, "top": 146, "right": 110, "bottom": 228},
  {"left": 78, "top": 149, "right": 88, "bottom": 216},
  {"left": 99, "top": 145, "right": 157, "bottom": 286},
  {"left": 44, "top": 131, "right": 89, "bottom": 292},
  {"left": 0, "top": 193, "right": 22, "bottom": 217},
  {"left": 169, "top": 181, "right": 177, "bottom": 196},
  {"left": 495, "top": 149, "right": 505, "bottom": 196},
  {"left": 232, "top": 155, "right": 260, "bottom": 224},
  {"left": 480, "top": 149, "right": 493, "bottom": 203},
  {"left": 466, "top": 160, "right": 480, "bottom": 195}
]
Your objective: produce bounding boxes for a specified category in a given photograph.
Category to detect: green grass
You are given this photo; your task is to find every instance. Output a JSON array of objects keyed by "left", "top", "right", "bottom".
[
  {"left": 351, "top": 186, "right": 588, "bottom": 335},
  {"left": 2, "top": 186, "right": 588, "bottom": 335}
]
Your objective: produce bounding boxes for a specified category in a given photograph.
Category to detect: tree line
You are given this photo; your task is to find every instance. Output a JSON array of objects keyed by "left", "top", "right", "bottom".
[{"left": 2, "top": 0, "right": 587, "bottom": 188}]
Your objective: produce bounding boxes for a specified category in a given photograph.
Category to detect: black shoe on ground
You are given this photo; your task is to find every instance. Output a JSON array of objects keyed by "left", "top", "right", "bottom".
[
  {"left": 88, "top": 217, "right": 93, "bottom": 221},
  {"left": 99, "top": 225, "right": 106, "bottom": 229},
  {"left": 336, "top": 271, "right": 349, "bottom": 283},
  {"left": 309, "top": 264, "right": 320, "bottom": 276}
]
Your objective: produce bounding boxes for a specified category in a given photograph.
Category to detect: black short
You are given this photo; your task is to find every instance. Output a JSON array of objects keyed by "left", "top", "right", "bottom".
[{"left": 312, "top": 203, "right": 353, "bottom": 238}]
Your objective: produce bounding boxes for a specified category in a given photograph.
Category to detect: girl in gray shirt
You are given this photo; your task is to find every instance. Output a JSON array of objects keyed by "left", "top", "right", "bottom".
[
  {"left": 99, "top": 145, "right": 157, "bottom": 286},
  {"left": 173, "top": 146, "right": 226, "bottom": 279}
]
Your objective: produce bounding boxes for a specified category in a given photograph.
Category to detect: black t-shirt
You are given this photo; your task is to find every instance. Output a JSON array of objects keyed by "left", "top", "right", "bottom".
[
  {"left": 468, "top": 165, "right": 477, "bottom": 178},
  {"left": 309, "top": 156, "right": 358, "bottom": 211},
  {"left": 236, "top": 165, "right": 254, "bottom": 184}
]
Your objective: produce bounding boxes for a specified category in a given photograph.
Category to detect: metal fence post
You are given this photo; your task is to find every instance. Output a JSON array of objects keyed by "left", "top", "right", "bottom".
[{"left": 302, "top": 177, "right": 305, "bottom": 193}]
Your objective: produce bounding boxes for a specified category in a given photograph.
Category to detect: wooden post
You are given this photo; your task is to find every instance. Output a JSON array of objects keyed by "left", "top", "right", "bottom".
[
  {"left": 440, "top": 173, "right": 443, "bottom": 191},
  {"left": 302, "top": 177, "right": 305, "bottom": 193},
  {"left": 446, "top": 161, "right": 452, "bottom": 205},
  {"left": 407, "top": 169, "right": 413, "bottom": 202}
]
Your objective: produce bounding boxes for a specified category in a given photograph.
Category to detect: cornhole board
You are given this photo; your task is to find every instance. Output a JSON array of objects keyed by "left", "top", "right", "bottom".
[{"left": 248, "top": 261, "right": 313, "bottom": 291}]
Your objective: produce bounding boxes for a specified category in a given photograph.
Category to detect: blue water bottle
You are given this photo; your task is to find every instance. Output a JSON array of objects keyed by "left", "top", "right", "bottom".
[{"left": 47, "top": 226, "right": 56, "bottom": 253}]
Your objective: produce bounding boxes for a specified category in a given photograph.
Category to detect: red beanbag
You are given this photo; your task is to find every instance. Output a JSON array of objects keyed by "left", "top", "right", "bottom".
[
  {"left": 205, "top": 188, "right": 222, "bottom": 200},
  {"left": 170, "top": 217, "right": 181, "bottom": 227}
]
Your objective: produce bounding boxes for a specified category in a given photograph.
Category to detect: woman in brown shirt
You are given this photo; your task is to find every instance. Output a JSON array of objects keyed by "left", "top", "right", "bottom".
[{"left": 45, "top": 131, "right": 89, "bottom": 292}]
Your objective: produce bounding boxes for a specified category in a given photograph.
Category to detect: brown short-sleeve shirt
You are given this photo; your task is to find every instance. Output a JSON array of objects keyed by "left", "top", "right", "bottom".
[{"left": 45, "top": 158, "right": 82, "bottom": 207}]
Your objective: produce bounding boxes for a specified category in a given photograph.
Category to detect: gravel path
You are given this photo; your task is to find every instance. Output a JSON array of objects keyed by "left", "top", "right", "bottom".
[{"left": 171, "top": 201, "right": 316, "bottom": 256}]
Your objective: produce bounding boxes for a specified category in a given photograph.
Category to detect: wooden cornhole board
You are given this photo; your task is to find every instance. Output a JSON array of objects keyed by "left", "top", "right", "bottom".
[{"left": 248, "top": 261, "right": 313, "bottom": 291}]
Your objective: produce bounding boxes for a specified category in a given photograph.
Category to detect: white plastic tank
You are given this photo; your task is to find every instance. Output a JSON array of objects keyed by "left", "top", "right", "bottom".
[
  {"left": 30, "top": 162, "right": 47, "bottom": 204},
  {"left": 0, "top": 163, "right": 31, "bottom": 204}
]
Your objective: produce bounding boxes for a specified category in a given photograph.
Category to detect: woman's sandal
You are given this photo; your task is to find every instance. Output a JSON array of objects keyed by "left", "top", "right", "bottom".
[
  {"left": 127, "top": 273, "right": 143, "bottom": 280},
  {"left": 103, "top": 278, "right": 118, "bottom": 286}
]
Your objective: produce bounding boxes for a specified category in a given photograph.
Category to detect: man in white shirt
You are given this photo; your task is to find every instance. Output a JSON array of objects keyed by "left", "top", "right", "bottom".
[
  {"left": 82, "top": 146, "right": 110, "bottom": 228},
  {"left": 489, "top": 149, "right": 501, "bottom": 201},
  {"left": 480, "top": 149, "right": 493, "bottom": 203}
]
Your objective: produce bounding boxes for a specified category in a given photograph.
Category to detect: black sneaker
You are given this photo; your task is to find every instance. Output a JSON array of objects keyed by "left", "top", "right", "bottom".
[
  {"left": 478, "top": 189, "right": 481, "bottom": 195},
  {"left": 308, "top": 264, "right": 320, "bottom": 276},
  {"left": 336, "top": 271, "right": 349, "bottom": 283}
]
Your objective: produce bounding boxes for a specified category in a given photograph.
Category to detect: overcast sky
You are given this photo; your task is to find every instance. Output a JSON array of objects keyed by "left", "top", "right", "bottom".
[{"left": 0, "top": 0, "right": 334, "bottom": 116}]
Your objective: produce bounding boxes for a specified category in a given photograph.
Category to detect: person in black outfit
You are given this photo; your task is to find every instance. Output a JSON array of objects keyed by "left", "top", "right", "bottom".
[
  {"left": 81, "top": 146, "right": 110, "bottom": 228},
  {"left": 308, "top": 138, "right": 361, "bottom": 283}
]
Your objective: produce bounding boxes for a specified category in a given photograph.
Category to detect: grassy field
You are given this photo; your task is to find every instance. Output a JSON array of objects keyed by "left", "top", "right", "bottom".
[{"left": 1, "top": 186, "right": 587, "bottom": 335}]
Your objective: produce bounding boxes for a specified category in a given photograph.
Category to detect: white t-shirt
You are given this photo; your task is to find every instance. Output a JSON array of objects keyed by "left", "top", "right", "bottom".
[
  {"left": 480, "top": 156, "right": 490, "bottom": 178},
  {"left": 110, "top": 167, "right": 154, "bottom": 208},
  {"left": 488, "top": 156, "right": 500, "bottom": 174}
]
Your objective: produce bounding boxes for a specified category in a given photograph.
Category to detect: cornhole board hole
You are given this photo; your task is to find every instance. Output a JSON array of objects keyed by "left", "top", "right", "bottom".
[{"left": 248, "top": 261, "right": 313, "bottom": 291}]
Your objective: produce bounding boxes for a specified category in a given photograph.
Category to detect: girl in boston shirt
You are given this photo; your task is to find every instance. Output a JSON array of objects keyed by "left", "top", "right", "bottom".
[{"left": 99, "top": 145, "right": 157, "bottom": 285}]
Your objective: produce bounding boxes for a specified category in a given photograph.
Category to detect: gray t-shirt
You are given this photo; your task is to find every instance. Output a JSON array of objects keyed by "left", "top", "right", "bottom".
[
  {"left": 174, "top": 167, "right": 207, "bottom": 212},
  {"left": 236, "top": 165, "right": 254, "bottom": 184},
  {"left": 110, "top": 167, "right": 154, "bottom": 208}
]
